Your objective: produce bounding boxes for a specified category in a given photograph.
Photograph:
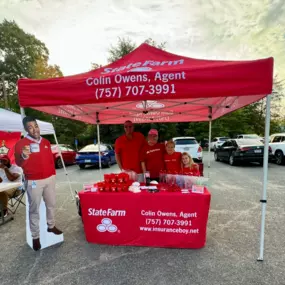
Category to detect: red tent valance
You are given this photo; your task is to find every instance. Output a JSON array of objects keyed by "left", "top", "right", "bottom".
[{"left": 18, "top": 43, "right": 273, "bottom": 124}]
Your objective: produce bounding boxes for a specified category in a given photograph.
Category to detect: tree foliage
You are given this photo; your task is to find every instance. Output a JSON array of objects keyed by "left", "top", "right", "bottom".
[{"left": 0, "top": 19, "right": 62, "bottom": 110}]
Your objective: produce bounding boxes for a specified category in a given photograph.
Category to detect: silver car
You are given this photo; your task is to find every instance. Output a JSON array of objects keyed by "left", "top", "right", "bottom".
[
  {"left": 210, "top": 137, "right": 230, "bottom": 151},
  {"left": 172, "top": 137, "right": 203, "bottom": 162}
]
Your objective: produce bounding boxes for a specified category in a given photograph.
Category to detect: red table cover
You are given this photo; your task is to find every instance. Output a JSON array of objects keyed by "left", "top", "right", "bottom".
[{"left": 79, "top": 189, "right": 211, "bottom": 249}]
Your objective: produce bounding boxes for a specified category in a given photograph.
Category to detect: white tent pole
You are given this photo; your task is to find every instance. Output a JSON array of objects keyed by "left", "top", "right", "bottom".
[
  {"left": 208, "top": 107, "right": 213, "bottom": 173},
  {"left": 53, "top": 133, "right": 75, "bottom": 201},
  {"left": 257, "top": 94, "right": 271, "bottom": 261},
  {"left": 96, "top": 112, "right": 103, "bottom": 180},
  {"left": 20, "top": 107, "right": 26, "bottom": 118},
  {"left": 20, "top": 107, "right": 27, "bottom": 136}
]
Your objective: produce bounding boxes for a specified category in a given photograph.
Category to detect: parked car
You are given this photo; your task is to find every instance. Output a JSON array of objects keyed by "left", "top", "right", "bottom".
[
  {"left": 75, "top": 144, "right": 116, "bottom": 169},
  {"left": 214, "top": 139, "right": 272, "bottom": 166},
  {"left": 269, "top": 133, "right": 285, "bottom": 165},
  {"left": 236, "top": 134, "right": 263, "bottom": 141},
  {"left": 210, "top": 137, "right": 230, "bottom": 151},
  {"left": 51, "top": 144, "right": 77, "bottom": 168},
  {"left": 172, "top": 137, "right": 202, "bottom": 162}
]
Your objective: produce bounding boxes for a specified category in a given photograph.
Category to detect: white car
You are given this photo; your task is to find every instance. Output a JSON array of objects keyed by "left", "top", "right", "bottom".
[
  {"left": 172, "top": 137, "right": 202, "bottom": 162},
  {"left": 236, "top": 134, "right": 262, "bottom": 140},
  {"left": 269, "top": 133, "right": 285, "bottom": 165},
  {"left": 210, "top": 137, "right": 230, "bottom": 151}
]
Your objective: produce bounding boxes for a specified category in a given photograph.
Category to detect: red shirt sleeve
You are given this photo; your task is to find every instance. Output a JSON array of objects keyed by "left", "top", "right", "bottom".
[
  {"left": 115, "top": 137, "right": 122, "bottom": 154},
  {"left": 14, "top": 140, "right": 28, "bottom": 168}
]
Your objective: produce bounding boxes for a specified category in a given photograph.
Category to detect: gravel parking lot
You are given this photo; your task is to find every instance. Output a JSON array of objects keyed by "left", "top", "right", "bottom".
[{"left": 1, "top": 153, "right": 284, "bottom": 285}]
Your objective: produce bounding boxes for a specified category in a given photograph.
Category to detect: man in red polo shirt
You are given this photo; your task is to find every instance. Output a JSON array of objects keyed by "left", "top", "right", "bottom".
[
  {"left": 141, "top": 129, "right": 165, "bottom": 181},
  {"left": 115, "top": 120, "right": 145, "bottom": 174},
  {"left": 14, "top": 116, "right": 62, "bottom": 251}
]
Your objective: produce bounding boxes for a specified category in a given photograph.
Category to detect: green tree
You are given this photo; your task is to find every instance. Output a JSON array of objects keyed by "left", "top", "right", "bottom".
[
  {"left": 32, "top": 57, "right": 63, "bottom": 79},
  {"left": 90, "top": 63, "right": 102, "bottom": 70},
  {"left": 107, "top": 37, "right": 137, "bottom": 63},
  {"left": 0, "top": 20, "right": 49, "bottom": 110}
]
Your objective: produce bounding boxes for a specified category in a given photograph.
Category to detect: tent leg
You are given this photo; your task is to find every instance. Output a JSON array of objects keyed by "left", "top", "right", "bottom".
[
  {"left": 96, "top": 112, "right": 103, "bottom": 180},
  {"left": 20, "top": 107, "right": 26, "bottom": 118},
  {"left": 53, "top": 133, "right": 75, "bottom": 201},
  {"left": 207, "top": 107, "right": 212, "bottom": 175},
  {"left": 20, "top": 108, "right": 27, "bottom": 135},
  {"left": 257, "top": 94, "right": 271, "bottom": 261}
]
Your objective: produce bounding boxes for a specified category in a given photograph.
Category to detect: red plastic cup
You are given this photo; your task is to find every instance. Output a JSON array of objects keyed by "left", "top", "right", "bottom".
[
  {"left": 117, "top": 184, "right": 122, "bottom": 192},
  {"left": 110, "top": 174, "right": 117, "bottom": 184},
  {"left": 98, "top": 182, "right": 105, "bottom": 192},
  {"left": 104, "top": 174, "right": 111, "bottom": 183},
  {"left": 104, "top": 183, "right": 111, "bottom": 192}
]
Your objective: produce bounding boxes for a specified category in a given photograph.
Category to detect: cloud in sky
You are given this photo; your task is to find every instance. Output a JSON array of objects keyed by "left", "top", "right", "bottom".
[{"left": 1, "top": 0, "right": 285, "bottom": 82}]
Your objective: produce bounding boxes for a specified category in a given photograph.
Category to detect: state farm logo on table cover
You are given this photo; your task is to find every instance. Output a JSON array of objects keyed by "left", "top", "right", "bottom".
[
  {"left": 88, "top": 208, "right": 126, "bottom": 233},
  {"left": 97, "top": 218, "right": 118, "bottom": 233}
]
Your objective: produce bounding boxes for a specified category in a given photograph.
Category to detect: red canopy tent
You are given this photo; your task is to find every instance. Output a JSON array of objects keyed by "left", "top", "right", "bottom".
[
  {"left": 18, "top": 43, "right": 273, "bottom": 124},
  {"left": 17, "top": 43, "right": 274, "bottom": 260}
]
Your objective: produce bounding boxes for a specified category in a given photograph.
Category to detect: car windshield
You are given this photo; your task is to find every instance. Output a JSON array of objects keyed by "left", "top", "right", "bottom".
[
  {"left": 219, "top": 137, "right": 229, "bottom": 141},
  {"left": 243, "top": 135, "right": 259, "bottom": 139},
  {"left": 237, "top": 139, "right": 263, "bottom": 146},
  {"left": 79, "top": 145, "right": 107, "bottom": 152},
  {"left": 174, "top": 139, "right": 198, "bottom": 145}
]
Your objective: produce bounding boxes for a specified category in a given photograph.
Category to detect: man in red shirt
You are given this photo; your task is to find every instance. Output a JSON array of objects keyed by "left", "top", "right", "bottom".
[
  {"left": 141, "top": 129, "right": 165, "bottom": 181},
  {"left": 115, "top": 120, "right": 145, "bottom": 174},
  {"left": 14, "top": 116, "right": 62, "bottom": 251}
]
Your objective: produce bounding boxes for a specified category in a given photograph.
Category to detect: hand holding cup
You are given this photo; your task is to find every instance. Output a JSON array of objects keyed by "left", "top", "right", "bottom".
[{"left": 22, "top": 145, "right": 31, "bottom": 158}]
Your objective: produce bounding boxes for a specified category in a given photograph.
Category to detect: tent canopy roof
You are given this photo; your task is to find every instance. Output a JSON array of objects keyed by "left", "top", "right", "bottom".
[
  {"left": 0, "top": 108, "right": 55, "bottom": 135},
  {"left": 18, "top": 43, "right": 273, "bottom": 124}
]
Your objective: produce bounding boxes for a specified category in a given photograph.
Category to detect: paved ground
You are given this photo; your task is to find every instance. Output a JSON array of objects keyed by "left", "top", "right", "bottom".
[{"left": 1, "top": 153, "right": 285, "bottom": 285}]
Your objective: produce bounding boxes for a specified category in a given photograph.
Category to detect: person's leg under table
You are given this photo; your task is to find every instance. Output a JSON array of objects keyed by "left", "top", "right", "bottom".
[
  {"left": 0, "top": 193, "right": 14, "bottom": 225},
  {"left": 0, "top": 191, "right": 8, "bottom": 211}
]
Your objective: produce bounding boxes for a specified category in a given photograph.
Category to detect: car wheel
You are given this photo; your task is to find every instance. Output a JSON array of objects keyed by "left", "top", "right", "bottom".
[
  {"left": 229, "top": 153, "right": 236, "bottom": 166},
  {"left": 56, "top": 157, "right": 63, "bottom": 169},
  {"left": 275, "top": 150, "right": 284, "bottom": 165},
  {"left": 214, "top": 152, "right": 220, "bottom": 161},
  {"left": 104, "top": 157, "right": 111, "bottom": 168},
  {"left": 79, "top": 164, "right": 86, "bottom": 169}
]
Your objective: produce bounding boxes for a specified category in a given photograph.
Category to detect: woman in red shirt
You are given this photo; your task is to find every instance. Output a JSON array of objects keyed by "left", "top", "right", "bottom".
[
  {"left": 141, "top": 129, "right": 165, "bottom": 181},
  {"left": 164, "top": 140, "right": 181, "bottom": 173},
  {"left": 181, "top": 152, "right": 200, "bottom": 176}
]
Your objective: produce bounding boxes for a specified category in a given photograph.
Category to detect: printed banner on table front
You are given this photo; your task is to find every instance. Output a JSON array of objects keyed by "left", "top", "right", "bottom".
[{"left": 80, "top": 191, "right": 211, "bottom": 249}]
